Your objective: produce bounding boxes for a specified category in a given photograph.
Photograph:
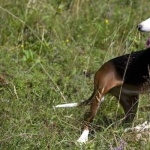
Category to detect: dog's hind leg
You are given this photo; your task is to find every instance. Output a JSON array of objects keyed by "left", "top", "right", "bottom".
[
  {"left": 77, "top": 62, "right": 123, "bottom": 143},
  {"left": 77, "top": 87, "right": 105, "bottom": 143}
]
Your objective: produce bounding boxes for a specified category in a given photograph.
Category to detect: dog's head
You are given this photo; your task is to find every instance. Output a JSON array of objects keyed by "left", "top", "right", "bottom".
[
  {"left": 138, "top": 18, "right": 150, "bottom": 48},
  {"left": 137, "top": 18, "right": 150, "bottom": 32}
]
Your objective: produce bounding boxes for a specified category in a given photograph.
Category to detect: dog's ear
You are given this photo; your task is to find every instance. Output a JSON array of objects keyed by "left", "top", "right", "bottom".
[{"left": 138, "top": 18, "right": 150, "bottom": 32}]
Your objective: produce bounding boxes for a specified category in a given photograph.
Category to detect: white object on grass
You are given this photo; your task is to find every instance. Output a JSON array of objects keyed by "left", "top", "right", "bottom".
[{"left": 125, "top": 121, "right": 150, "bottom": 132}]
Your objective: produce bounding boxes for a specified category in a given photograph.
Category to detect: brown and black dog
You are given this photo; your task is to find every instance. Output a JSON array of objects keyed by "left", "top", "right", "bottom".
[{"left": 56, "top": 22, "right": 150, "bottom": 143}]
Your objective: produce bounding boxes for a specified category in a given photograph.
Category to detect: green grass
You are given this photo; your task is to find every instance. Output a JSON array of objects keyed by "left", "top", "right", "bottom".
[{"left": 1, "top": 0, "right": 150, "bottom": 149}]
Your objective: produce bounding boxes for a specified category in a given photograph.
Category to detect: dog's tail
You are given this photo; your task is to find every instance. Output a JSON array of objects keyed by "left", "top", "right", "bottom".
[
  {"left": 55, "top": 96, "right": 104, "bottom": 108},
  {"left": 55, "top": 102, "right": 78, "bottom": 108},
  {"left": 55, "top": 90, "right": 96, "bottom": 108},
  {"left": 55, "top": 97, "right": 93, "bottom": 108}
]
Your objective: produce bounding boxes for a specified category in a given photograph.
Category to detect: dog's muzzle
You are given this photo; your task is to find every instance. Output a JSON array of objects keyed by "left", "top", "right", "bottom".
[
  {"left": 137, "top": 18, "right": 150, "bottom": 32},
  {"left": 137, "top": 24, "right": 143, "bottom": 31}
]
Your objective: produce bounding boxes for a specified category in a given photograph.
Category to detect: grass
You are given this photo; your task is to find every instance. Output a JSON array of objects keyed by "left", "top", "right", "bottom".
[{"left": 0, "top": 0, "right": 150, "bottom": 149}]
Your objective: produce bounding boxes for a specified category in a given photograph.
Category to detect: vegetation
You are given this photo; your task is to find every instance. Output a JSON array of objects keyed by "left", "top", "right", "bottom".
[{"left": 0, "top": 0, "right": 150, "bottom": 149}]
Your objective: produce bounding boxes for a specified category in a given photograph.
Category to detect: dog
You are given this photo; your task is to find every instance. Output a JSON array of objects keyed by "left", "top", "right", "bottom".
[{"left": 55, "top": 20, "right": 150, "bottom": 143}]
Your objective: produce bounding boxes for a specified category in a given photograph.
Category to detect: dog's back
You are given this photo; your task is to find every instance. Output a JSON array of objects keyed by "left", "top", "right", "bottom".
[{"left": 110, "top": 48, "right": 150, "bottom": 85}]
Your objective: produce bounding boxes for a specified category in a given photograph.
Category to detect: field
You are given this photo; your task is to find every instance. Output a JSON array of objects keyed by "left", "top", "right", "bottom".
[{"left": 0, "top": 0, "right": 150, "bottom": 149}]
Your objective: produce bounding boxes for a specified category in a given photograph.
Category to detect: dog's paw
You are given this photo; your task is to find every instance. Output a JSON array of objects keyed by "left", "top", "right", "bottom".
[{"left": 77, "top": 129, "right": 89, "bottom": 144}]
